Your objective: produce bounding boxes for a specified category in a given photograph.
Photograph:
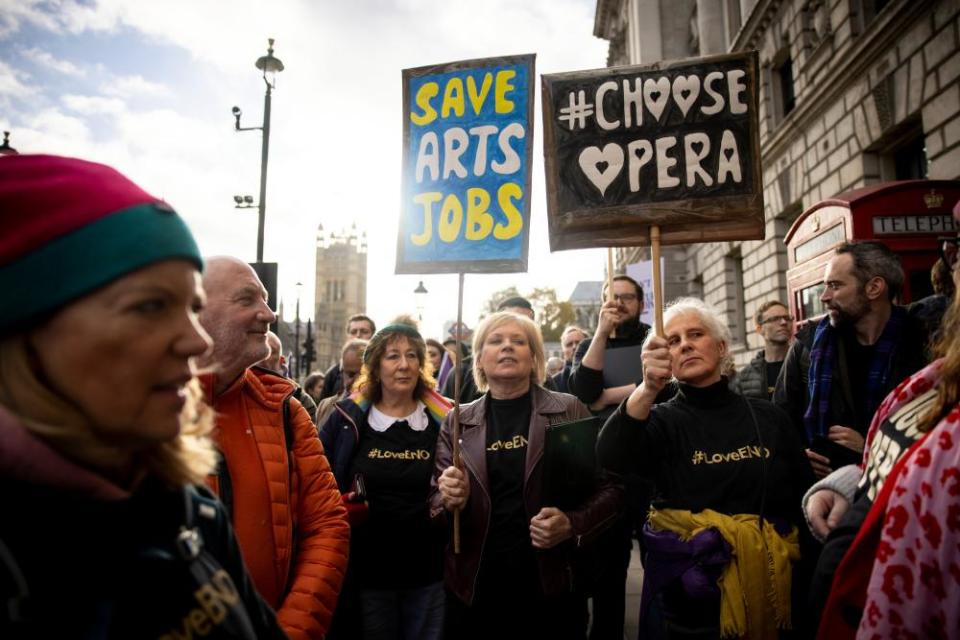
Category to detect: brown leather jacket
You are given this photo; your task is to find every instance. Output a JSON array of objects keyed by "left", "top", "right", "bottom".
[{"left": 429, "top": 385, "right": 624, "bottom": 605}]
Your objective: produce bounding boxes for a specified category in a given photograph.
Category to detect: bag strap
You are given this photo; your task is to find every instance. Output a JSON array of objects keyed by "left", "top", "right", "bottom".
[{"left": 0, "top": 536, "right": 29, "bottom": 624}]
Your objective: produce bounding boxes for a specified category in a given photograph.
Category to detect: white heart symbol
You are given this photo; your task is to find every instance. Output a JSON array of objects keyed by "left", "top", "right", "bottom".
[
  {"left": 643, "top": 77, "right": 670, "bottom": 122},
  {"left": 672, "top": 75, "right": 701, "bottom": 118},
  {"left": 578, "top": 144, "right": 624, "bottom": 197}
]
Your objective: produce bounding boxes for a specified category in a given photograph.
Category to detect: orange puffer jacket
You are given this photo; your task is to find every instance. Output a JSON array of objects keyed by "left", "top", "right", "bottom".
[{"left": 203, "top": 367, "right": 350, "bottom": 640}]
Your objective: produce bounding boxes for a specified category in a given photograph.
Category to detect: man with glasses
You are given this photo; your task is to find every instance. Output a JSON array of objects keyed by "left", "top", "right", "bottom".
[
  {"left": 568, "top": 274, "right": 651, "bottom": 640},
  {"left": 569, "top": 275, "right": 650, "bottom": 418},
  {"left": 733, "top": 301, "right": 795, "bottom": 400}
]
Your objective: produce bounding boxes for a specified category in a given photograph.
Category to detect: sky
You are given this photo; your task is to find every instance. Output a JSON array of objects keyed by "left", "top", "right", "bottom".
[{"left": 0, "top": 0, "right": 611, "bottom": 340}]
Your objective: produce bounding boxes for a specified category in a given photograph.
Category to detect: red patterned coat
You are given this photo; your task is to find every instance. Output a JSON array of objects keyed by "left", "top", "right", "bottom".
[{"left": 819, "top": 360, "right": 960, "bottom": 639}]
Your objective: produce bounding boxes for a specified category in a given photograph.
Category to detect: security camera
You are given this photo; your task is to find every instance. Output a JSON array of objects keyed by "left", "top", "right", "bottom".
[
  {"left": 244, "top": 195, "right": 254, "bottom": 204},
  {"left": 233, "top": 195, "right": 243, "bottom": 205},
  {"left": 232, "top": 106, "right": 241, "bottom": 116}
]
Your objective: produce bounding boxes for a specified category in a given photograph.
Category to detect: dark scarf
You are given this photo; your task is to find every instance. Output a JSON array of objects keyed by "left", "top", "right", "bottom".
[{"left": 803, "top": 306, "right": 907, "bottom": 439}]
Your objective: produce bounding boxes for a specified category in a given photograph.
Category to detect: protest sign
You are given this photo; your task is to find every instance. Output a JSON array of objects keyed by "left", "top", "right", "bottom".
[
  {"left": 397, "top": 54, "right": 535, "bottom": 273},
  {"left": 541, "top": 51, "right": 763, "bottom": 251}
]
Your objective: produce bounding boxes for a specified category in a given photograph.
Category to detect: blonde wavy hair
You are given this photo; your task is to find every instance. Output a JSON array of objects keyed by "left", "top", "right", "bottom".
[
  {"left": 921, "top": 285, "right": 960, "bottom": 433},
  {"left": 472, "top": 311, "right": 546, "bottom": 392},
  {"left": 0, "top": 334, "right": 218, "bottom": 488}
]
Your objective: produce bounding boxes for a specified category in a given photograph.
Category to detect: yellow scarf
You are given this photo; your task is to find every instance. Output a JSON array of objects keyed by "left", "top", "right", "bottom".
[{"left": 648, "top": 507, "right": 799, "bottom": 639}]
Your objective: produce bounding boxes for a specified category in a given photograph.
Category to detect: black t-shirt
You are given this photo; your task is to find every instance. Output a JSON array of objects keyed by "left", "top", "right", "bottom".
[
  {"left": 485, "top": 392, "right": 532, "bottom": 555},
  {"left": 598, "top": 380, "right": 812, "bottom": 520},
  {"left": 840, "top": 329, "right": 878, "bottom": 433},
  {"left": 765, "top": 360, "right": 783, "bottom": 399},
  {"left": 349, "top": 416, "right": 443, "bottom": 589}
]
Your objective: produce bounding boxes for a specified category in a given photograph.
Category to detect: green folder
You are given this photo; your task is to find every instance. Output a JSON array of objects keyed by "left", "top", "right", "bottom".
[{"left": 542, "top": 416, "right": 602, "bottom": 510}]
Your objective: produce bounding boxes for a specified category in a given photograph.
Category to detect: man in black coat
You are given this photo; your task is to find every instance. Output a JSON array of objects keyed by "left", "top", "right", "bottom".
[
  {"left": 319, "top": 314, "right": 375, "bottom": 400},
  {"left": 774, "top": 241, "right": 930, "bottom": 480},
  {"left": 568, "top": 274, "right": 651, "bottom": 640},
  {"left": 732, "top": 300, "right": 794, "bottom": 400}
]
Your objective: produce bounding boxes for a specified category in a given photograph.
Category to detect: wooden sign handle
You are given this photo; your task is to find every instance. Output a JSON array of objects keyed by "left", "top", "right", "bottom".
[
  {"left": 651, "top": 225, "right": 663, "bottom": 336},
  {"left": 452, "top": 272, "right": 465, "bottom": 554}
]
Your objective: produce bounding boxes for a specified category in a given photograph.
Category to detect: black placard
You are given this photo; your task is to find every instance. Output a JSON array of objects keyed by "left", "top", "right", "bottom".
[{"left": 542, "top": 51, "right": 764, "bottom": 250}]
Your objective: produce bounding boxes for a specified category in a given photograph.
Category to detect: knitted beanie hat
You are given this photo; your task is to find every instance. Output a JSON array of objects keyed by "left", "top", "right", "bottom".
[{"left": 0, "top": 154, "right": 203, "bottom": 333}]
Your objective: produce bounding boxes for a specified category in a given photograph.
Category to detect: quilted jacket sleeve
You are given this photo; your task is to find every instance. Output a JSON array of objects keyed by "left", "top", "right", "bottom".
[{"left": 276, "top": 400, "right": 350, "bottom": 639}]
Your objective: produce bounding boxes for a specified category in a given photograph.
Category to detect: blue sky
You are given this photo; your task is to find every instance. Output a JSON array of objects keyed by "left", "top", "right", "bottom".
[{"left": 0, "top": 0, "right": 609, "bottom": 340}]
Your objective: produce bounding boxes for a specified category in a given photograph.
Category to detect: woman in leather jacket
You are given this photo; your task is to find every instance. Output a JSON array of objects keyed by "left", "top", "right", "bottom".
[{"left": 432, "top": 311, "right": 623, "bottom": 640}]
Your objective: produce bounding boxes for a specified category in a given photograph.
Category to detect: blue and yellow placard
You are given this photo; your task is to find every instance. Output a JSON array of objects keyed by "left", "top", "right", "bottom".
[{"left": 397, "top": 54, "right": 535, "bottom": 274}]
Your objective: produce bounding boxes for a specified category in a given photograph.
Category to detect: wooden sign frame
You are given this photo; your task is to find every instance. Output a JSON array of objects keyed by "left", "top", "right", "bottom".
[{"left": 541, "top": 51, "right": 763, "bottom": 250}]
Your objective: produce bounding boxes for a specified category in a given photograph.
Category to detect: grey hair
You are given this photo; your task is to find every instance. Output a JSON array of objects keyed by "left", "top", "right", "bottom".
[{"left": 645, "top": 297, "right": 734, "bottom": 376}]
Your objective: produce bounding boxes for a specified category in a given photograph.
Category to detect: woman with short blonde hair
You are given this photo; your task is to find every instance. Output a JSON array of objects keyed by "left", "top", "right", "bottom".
[
  {"left": 433, "top": 311, "right": 623, "bottom": 639},
  {"left": 472, "top": 311, "right": 546, "bottom": 392}
]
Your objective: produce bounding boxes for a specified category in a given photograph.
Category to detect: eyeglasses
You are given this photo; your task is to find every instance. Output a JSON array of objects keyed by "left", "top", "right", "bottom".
[
  {"left": 760, "top": 314, "right": 793, "bottom": 325},
  {"left": 611, "top": 293, "right": 638, "bottom": 303},
  {"left": 939, "top": 237, "right": 960, "bottom": 269}
]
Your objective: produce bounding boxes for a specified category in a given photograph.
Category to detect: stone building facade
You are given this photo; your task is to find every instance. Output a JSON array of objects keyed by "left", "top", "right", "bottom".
[
  {"left": 313, "top": 224, "right": 368, "bottom": 370},
  {"left": 594, "top": 0, "right": 960, "bottom": 364}
]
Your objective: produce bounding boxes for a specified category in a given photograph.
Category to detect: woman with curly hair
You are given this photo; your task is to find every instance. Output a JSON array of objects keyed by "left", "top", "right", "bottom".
[
  {"left": 0, "top": 155, "right": 283, "bottom": 638},
  {"left": 320, "top": 322, "right": 451, "bottom": 640}
]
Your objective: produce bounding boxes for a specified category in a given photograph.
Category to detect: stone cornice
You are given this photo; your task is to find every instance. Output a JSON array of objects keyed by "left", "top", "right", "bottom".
[
  {"left": 594, "top": 0, "right": 623, "bottom": 38},
  {"left": 733, "top": 0, "right": 784, "bottom": 52},
  {"left": 754, "top": 0, "right": 934, "bottom": 162}
]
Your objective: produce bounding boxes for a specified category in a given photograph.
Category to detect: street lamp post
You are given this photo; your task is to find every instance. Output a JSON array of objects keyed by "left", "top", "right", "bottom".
[
  {"left": 303, "top": 319, "right": 315, "bottom": 375},
  {"left": 414, "top": 280, "right": 428, "bottom": 323},
  {"left": 232, "top": 38, "right": 284, "bottom": 263},
  {"left": 294, "top": 281, "right": 303, "bottom": 379}
]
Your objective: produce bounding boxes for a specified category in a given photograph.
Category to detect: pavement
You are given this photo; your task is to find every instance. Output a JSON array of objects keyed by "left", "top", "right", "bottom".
[{"left": 624, "top": 541, "right": 644, "bottom": 640}]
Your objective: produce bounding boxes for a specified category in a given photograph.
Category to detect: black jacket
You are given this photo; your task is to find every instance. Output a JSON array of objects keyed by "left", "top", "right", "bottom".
[
  {"left": 773, "top": 310, "right": 930, "bottom": 444},
  {"left": 320, "top": 362, "right": 342, "bottom": 400},
  {"left": 568, "top": 320, "right": 651, "bottom": 420},
  {"left": 732, "top": 349, "right": 769, "bottom": 400},
  {"left": 1, "top": 479, "right": 284, "bottom": 639},
  {"left": 429, "top": 385, "right": 624, "bottom": 605}
]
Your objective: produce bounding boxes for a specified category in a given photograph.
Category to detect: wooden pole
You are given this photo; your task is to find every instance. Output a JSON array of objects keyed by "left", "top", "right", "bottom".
[
  {"left": 651, "top": 225, "right": 663, "bottom": 336},
  {"left": 606, "top": 247, "right": 615, "bottom": 303},
  {"left": 452, "top": 272, "right": 465, "bottom": 554}
]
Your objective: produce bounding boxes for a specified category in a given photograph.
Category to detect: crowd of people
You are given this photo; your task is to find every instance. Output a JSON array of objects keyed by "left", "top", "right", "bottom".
[{"left": 2, "top": 152, "right": 959, "bottom": 639}]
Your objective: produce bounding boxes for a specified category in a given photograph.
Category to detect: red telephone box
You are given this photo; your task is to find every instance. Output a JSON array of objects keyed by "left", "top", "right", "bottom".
[{"left": 784, "top": 180, "right": 959, "bottom": 323}]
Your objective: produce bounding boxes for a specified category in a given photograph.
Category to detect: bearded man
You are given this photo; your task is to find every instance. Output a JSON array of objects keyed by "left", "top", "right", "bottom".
[{"left": 774, "top": 241, "right": 930, "bottom": 480}]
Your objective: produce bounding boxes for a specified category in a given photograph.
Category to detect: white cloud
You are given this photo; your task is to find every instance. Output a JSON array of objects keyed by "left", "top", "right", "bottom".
[
  {"left": 0, "top": 0, "right": 612, "bottom": 338},
  {"left": 0, "top": 0, "right": 63, "bottom": 39},
  {"left": 102, "top": 73, "right": 169, "bottom": 98},
  {"left": 21, "top": 46, "right": 86, "bottom": 76},
  {"left": 62, "top": 94, "right": 127, "bottom": 115},
  {"left": 0, "top": 60, "right": 34, "bottom": 99}
]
